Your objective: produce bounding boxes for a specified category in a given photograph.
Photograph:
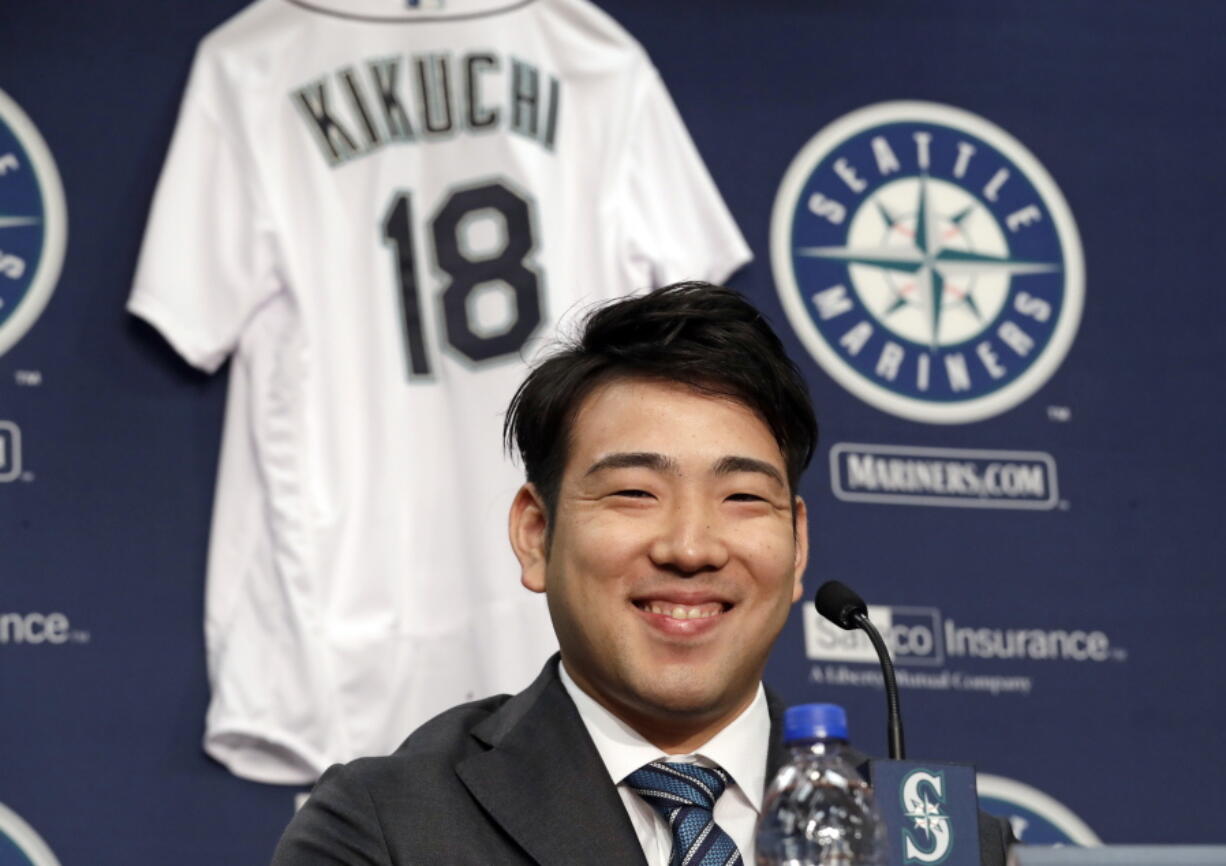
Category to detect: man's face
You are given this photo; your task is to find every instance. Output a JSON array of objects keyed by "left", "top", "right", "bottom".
[{"left": 510, "top": 378, "right": 808, "bottom": 745}]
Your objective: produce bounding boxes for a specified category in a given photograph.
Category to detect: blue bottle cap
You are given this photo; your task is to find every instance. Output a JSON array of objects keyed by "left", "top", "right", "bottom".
[{"left": 783, "top": 703, "right": 849, "bottom": 743}]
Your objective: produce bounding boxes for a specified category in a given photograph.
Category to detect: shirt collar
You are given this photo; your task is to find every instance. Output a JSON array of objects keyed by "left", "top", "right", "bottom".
[
  {"left": 558, "top": 660, "right": 771, "bottom": 812},
  {"left": 285, "top": 0, "right": 533, "bottom": 20}
]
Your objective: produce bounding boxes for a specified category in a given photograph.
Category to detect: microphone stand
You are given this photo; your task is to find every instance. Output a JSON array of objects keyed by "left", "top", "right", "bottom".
[{"left": 852, "top": 610, "right": 905, "bottom": 761}]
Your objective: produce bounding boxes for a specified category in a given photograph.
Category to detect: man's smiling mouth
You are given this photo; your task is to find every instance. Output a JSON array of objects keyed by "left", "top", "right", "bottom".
[{"left": 632, "top": 600, "right": 732, "bottom": 621}]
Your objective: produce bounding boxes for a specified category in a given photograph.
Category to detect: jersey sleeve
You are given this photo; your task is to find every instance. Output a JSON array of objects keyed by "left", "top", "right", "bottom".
[
  {"left": 617, "top": 64, "right": 752, "bottom": 289},
  {"left": 128, "top": 50, "right": 280, "bottom": 374}
]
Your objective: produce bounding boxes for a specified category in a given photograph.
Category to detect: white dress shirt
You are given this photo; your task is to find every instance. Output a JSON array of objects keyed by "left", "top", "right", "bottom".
[{"left": 559, "top": 663, "right": 770, "bottom": 865}]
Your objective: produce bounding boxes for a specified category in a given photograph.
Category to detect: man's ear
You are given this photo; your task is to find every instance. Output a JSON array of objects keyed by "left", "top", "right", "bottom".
[
  {"left": 509, "top": 483, "right": 549, "bottom": 593},
  {"left": 791, "top": 496, "right": 810, "bottom": 604}
]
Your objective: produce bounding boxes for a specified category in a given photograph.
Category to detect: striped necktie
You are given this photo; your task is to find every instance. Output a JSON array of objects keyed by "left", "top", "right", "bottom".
[{"left": 624, "top": 760, "right": 744, "bottom": 866}]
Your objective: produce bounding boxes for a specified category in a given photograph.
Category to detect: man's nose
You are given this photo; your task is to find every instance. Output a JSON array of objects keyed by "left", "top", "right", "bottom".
[{"left": 648, "top": 497, "right": 730, "bottom": 574}]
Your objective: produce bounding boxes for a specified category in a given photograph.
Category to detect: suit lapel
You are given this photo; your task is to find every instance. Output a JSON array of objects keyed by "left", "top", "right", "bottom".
[{"left": 457, "top": 660, "right": 648, "bottom": 866}]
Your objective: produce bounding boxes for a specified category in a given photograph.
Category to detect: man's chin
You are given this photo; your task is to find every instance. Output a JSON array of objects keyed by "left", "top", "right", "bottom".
[{"left": 625, "top": 671, "right": 744, "bottom": 721}]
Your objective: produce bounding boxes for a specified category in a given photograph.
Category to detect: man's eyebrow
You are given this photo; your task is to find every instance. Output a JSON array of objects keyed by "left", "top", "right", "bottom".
[
  {"left": 584, "top": 452, "right": 680, "bottom": 476},
  {"left": 713, "top": 455, "right": 786, "bottom": 488}
]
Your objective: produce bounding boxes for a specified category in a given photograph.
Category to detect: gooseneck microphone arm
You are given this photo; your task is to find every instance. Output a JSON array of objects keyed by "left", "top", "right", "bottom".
[
  {"left": 814, "top": 581, "right": 906, "bottom": 760},
  {"left": 850, "top": 608, "right": 905, "bottom": 760}
]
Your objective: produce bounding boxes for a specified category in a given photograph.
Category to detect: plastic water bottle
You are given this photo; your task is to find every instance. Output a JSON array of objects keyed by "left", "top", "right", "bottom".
[{"left": 755, "top": 703, "right": 886, "bottom": 866}]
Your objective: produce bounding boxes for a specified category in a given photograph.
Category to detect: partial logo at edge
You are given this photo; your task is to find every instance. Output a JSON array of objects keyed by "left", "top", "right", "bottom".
[
  {"left": 976, "top": 774, "right": 1100, "bottom": 846},
  {"left": 0, "top": 802, "right": 62, "bottom": 866},
  {"left": 0, "top": 87, "right": 67, "bottom": 360}
]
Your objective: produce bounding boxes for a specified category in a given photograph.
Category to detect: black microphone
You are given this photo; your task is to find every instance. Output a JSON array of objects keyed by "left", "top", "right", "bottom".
[{"left": 814, "top": 580, "right": 906, "bottom": 760}]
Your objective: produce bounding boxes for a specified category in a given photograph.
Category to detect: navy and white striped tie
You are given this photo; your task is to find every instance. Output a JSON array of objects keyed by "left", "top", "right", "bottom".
[{"left": 624, "top": 761, "right": 744, "bottom": 866}]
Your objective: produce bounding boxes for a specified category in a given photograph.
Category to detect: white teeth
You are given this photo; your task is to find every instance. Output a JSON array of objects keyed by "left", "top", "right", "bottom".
[{"left": 644, "top": 602, "right": 721, "bottom": 620}]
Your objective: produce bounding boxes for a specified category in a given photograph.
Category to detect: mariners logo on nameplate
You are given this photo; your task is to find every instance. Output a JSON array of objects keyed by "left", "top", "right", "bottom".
[
  {"left": 0, "top": 87, "right": 67, "bottom": 361},
  {"left": 772, "top": 101, "right": 1083, "bottom": 424},
  {"left": 870, "top": 761, "right": 978, "bottom": 865}
]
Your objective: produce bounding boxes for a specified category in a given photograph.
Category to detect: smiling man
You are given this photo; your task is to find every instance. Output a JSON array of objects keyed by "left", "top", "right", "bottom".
[
  {"left": 272, "top": 282, "right": 1009, "bottom": 865},
  {"left": 510, "top": 377, "right": 807, "bottom": 760}
]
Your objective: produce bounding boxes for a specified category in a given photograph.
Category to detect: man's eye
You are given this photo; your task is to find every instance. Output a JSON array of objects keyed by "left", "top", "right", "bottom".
[
  {"left": 612, "top": 489, "right": 653, "bottom": 499},
  {"left": 726, "top": 492, "right": 767, "bottom": 503}
]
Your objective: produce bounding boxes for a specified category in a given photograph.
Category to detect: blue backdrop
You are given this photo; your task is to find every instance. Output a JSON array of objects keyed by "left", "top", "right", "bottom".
[{"left": 2, "top": 1, "right": 1224, "bottom": 862}]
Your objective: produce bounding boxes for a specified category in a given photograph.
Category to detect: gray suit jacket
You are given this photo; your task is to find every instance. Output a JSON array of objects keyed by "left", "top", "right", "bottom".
[{"left": 271, "top": 657, "right": 1010, "bottom": 864}]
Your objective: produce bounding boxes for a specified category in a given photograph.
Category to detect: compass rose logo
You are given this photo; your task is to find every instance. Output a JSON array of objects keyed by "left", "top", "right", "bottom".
[
  {"left": 0, "top": 87, "right": 67, "bottom": 360},
  {"left": 772, "top": 101, "right": 1083, "bottom": 424}
]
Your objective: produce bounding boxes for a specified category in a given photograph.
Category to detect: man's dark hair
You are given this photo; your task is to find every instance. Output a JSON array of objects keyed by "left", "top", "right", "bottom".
[{"left": 504, "top": 281, "right": 818, "bottom": 522}]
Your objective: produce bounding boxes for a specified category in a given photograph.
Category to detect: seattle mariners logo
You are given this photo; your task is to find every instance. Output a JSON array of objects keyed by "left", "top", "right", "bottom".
[
  {"left": 900, "top": 769, "right": 953, "bottom": 864},
  {"left": 976, "top": 773, "right": 1100, "bottom": 845},
  {"left": 772, "top": 101, "right": 1083, "bottom": 424},
  {"left": 0, "top": 87, "right": 67, "bottom": 360},
  {"left": 0, "top": 801, "right": 62, "bottom": 866}
]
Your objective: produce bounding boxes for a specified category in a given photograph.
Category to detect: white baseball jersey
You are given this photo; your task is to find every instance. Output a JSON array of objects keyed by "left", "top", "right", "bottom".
[{"left": 129, "top": 0, "right": 750, "bottom": 784}]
